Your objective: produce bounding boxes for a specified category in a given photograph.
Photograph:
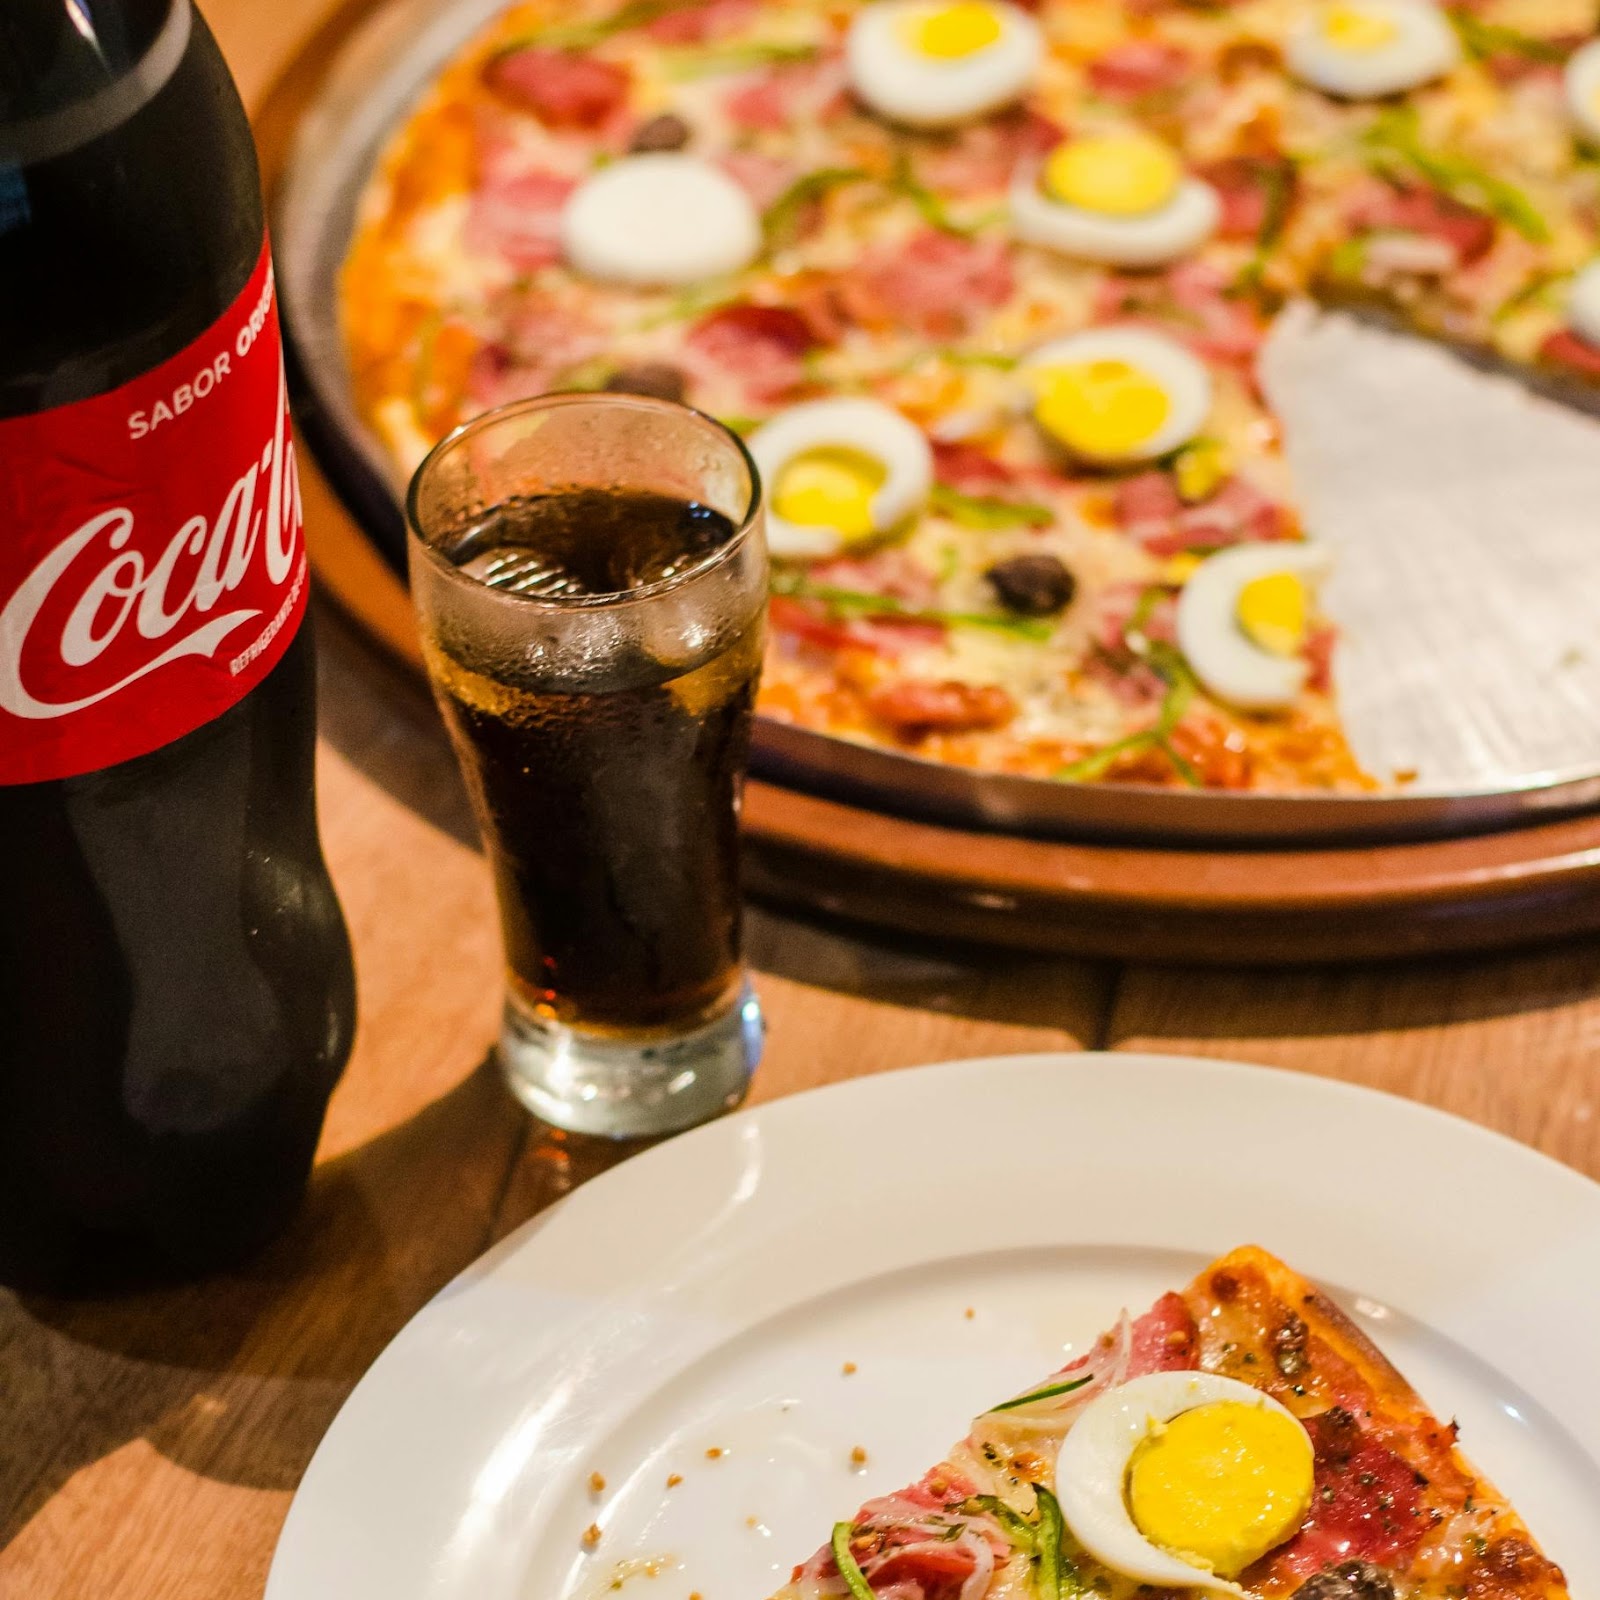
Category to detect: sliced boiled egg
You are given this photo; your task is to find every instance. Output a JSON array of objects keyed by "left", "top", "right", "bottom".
[
  {"left": 1010, "top": 131, "right": 1221, "bottom": 267},
  {"left": 1176, "top": 541, "right": 1334, "bottom": 711},
  {"left": 749, "top": 398, "right": 934, "bottom": 558},
  {"left": 1564, "top": 37, "right": 1600, "bottom": 146},
  {"left": 1020, "top": 328, "right": 1213, "bottom": 465},
  {"left": 846, "top": 0, "right": 1043, "bottom": 129},
  {"left": 1566, "top": 258, "right": 1600, "bottom": 346},
  {"left": 1055, "top": 1371, "right": 1315, "bottom": 1593},
  {"left": 1286, "top": 0, "right": 1460, "bottom": 98},
  {"left": 560, "top": 154, "right": 761, "bottom": 287}
]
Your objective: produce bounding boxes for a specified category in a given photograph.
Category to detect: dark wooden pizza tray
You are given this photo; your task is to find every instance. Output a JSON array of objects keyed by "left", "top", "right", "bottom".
[{"left": 254, "top": 0, "right": 1600, "bottom": 963}]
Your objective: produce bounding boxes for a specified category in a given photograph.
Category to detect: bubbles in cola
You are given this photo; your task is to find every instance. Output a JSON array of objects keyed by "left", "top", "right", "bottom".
[{"left": 0, "top": 0, "right": 356, "bottom": 1288}]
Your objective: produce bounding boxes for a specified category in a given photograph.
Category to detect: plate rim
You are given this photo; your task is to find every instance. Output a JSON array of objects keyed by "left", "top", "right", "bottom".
[{"left": 266, "top": 1050, "right": 1600, "bottom": 1599}]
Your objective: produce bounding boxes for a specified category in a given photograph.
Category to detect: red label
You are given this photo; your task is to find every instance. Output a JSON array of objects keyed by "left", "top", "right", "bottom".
[{"left": 0, "top": 241, "right": 308, "bottom": 785}]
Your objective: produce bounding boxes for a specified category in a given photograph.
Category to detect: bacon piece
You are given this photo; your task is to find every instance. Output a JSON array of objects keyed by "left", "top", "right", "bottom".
[
  {"left": 1197, "top": 156, "right": 1295, "bottom": 241},
  {"left": 1094, "top": 581, "right": 1178, "bottom": 655},
  {"left": 1276, "top": 1409, "right": 1433, "bottom": 1577},
  {"left": 1087, "top": 38, "right": 1192, "bottom": 98},
  {"left": 769, "top": 598, "right": 943, "bottom": 656},
  {"left": 1540, "top": 328, "right": 1600, "bottom": 379},
  {"left": 464, "top": 168, "right": 575, "bottom": 272},
  {"left": 643, "top": 0, "right": 757, "bottom": 43},
  {"left": 685, "top": 302, "right": 818, "bottom": 403},
  {"left": 484, "top": 48, "right": 631, "bottom": 130},
  {"left": 840, "top": 229, "right": 1014, "bottom": 339},
  {"left": 812, "top": 551, "right": 941, "bottom": 609},
  {"left": 1351, "top": 184, "right": 1497, "bottom": 267},
  {"left": 867, "top": 680, "right": 1017, "bottom": 737},
  {"left": 1114, "top": 471, "right": 1288, "bottom": 555}
]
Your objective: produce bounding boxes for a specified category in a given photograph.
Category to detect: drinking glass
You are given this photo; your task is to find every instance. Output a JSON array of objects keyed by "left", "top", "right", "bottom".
[{"left": 407, "top": 393, "right": 766, "bottom": 1137}]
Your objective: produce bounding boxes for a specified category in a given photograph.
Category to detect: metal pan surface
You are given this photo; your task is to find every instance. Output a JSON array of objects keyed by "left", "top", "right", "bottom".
[{"left": 273, "top": 0, "right": 1600, "bottom": 844}]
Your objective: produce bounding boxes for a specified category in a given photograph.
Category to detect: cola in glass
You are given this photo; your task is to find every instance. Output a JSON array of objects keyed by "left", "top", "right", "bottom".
[{"left": 0, "top": 0, "right": 357, "bottom": 1288}]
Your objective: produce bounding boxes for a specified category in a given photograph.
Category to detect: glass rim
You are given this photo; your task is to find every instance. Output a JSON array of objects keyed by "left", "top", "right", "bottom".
[{"left": 405, "top": 391, "right": 764, "bottom": 612}]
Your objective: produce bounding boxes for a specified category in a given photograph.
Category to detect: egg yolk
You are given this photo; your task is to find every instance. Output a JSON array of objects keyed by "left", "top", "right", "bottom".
[
  {"left": 1236, "top": 571, "right": 1308, "bottom": 658},
  {"left": 772, "top": 447, "right": 886, "bottom": 538},
  {"left": 1322, "top": 2, "right": 1400, "bottom": 53},
  {"left": 901, "top": 1, "right": 1004, "bottom": 60},
  {"left": 1126, "top": 1401, "right": 1315, "bottom": 1578},
  {"left": 1033, "top": 359, "right": 1171, "bottom": 458},
  {"left": 1043, "top": 133, "right": 1182, "bottom": 217}
]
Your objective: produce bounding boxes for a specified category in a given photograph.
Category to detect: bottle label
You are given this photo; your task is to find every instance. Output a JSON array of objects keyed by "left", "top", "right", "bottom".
[{"left": 0, "top": 240, "right": 309, "bottom": 784}]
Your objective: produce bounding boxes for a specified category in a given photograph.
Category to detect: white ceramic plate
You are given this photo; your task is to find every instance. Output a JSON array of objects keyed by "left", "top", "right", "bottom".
[{"left": 267, "top": 1054, "right": 1600, "bottom": 1600}]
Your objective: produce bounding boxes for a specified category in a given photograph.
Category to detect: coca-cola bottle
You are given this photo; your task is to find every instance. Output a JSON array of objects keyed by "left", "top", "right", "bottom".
[{"left": 0, "top": 0, "right": 357, "bottom": 1288}]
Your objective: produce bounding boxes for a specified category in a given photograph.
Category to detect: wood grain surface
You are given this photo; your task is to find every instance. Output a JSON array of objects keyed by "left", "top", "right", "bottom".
[{"left": 2, "top": 5, "right": 1598, "bottom": 1598}]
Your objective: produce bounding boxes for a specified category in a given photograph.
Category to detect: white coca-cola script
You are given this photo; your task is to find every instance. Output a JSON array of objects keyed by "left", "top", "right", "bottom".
[{"left": 0, "top": 243, "right": 308, "bottom": 784}]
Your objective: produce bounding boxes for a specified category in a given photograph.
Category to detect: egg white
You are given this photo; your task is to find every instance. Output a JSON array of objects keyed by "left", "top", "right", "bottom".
[
  {"left": 1567, "top": 258, "right": 1600, "bottom": 346},
  {"left": 1010, "top": 169, "right": 1222, "bottom": 267},
  {"left": 1055, "top": 1371, "right": 1312, "bottom": 1595},
  {"left": 1286, "top": 0, "right": 1461, "bottom": 98},
  {"left": 748, "top": 397, "right": 934, "bottom": 559},
  {"left": 560, "top": 154, "right": 761, "bottom": 287},
  {"left": 1564, "top": 36, "right": 1600, "bottom": 146},
  {"left": 1176, "top": 541, "right": 1334, "bottom": 711},
  {"left": 846, "top": 0, "right": 1044, "bottom": 128},
  {"left": 1020, "top": 327, "right": 1214, "bottom": 464}
]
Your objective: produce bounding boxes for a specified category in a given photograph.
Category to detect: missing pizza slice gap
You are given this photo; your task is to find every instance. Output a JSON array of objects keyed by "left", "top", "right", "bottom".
[{"left": 778, "top": 1247, "right": 1566, "bottom": 1600}]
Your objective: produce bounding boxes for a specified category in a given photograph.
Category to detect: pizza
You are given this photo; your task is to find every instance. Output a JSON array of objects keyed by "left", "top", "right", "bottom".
[
  {"left": 340, "top": 0, "right": 1600, "bottom": 794},
  {"left": 775, "top": 1245, "right": 1567, "bottom": 1600}
]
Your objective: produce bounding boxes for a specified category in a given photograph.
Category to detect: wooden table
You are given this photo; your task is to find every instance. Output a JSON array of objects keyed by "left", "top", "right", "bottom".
[{"left": 5, "top": 4, "right": 1600, "bottom": 1594}]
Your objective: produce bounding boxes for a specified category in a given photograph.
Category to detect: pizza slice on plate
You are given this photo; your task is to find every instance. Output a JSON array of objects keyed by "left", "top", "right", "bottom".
[{"left": 779, "top": 1247, "right": 1566, "bottom": 1600}]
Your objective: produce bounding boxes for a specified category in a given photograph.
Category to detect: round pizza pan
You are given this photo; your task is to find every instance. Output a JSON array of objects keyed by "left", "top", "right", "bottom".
[{"left": 266, "top": 0, "right": 1600, "bottom": 847}]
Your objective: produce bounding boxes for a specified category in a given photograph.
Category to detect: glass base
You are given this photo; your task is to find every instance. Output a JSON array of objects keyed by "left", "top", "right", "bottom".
[{"left": 497, "top": 981, "right": 764, "bottom": 1138}]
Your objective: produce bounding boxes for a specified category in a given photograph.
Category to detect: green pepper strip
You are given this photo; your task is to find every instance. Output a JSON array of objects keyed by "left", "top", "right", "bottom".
[
  {"left": 501, "top": 0, "right": 691, "bottom": 52},
  {"left": 961, "top": 1496, "right": 1038, "bottom": 1551},
  {"left": 765, "top": 167, "right": 872, "bottom": 251},
  {"left": 832, "top": 1524, "right": 877, "bottom": 1600},
  {"left": 985, "top": 1372, "right": 1095, "bottom": 1413},
  {"left": 1450, "top": 10, "right": 1569, "bottom": 65},
  {"left": 1239, "top": 160, "right": 1296, "bottom": 291},
  {"left": 772, "top": 572, "right": 1055, "bottom": 643},
  {"left": 1362, "top": 109, "right": 1549, "bottom": 243},
  {"left": 1057, "top": 642, "right": 1201, "bottom": 787},
  {"left": 890, "top": 154, "right": 991, "bottom": 238},
  {"left": 1033, "top": 1485, "right": 1066, "bottom": 1600},
  {"left": 930, "top": 484, "right": 1055, "bottom": 530},
  {"left": 664, "top": 41, "right": 819, "bottom": 79}
]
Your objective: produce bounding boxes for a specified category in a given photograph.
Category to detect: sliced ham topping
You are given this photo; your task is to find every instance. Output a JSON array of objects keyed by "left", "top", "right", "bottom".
[
  {"left": 1127, "top": 1290, "right": 1200, "bottom": 1373},
  {"left": 685, "top": 302, "right": 818, "bottom": 404},
  {"left": 643, "top": 0, "right": 757, "bottom": 43},
  {"left": 1275, "top": 1409, "right": 1434, "bottom": 1579},
  {"left": 841, "top": 229, "right": 1014, "bottom": 339},
  {"left": 812, "top": 551, "right": 942, "bottom": 609},
  {"left": 1095, "top": 580, "right": 1178, "bottom": 655},
  {"left": 1087, "top": 38, "right": 1192, "bottom": 99},
  {"left": 724, "top": 55, "right": 848, "bottom": 132},
  {"left": 466, "top": 303, "right": 605, "bottom": 410},
  {"left": 769, "top": 598, "right": 943, "bottom": 656},
  {"left": 920, "top": 109, "right": 1063, "bottom": 198},
  {"left": 1099, "top": 260, "right": 1266, "bottom": 364},
  {"left": 1350, "top": 184, "right": 1497, "bottom": 267},
  {"left": 465, "top": 168, "right": 575, "bottom": 272},
  {"left": 1540, "top": 328, "right": 1600, "bottom": 378},
  {"left": 932, "top": 440, "right": 1018, "bottom": 496},
  {"left": 1111, "top": 470, "right": 1184, "bottom": 545},
  {"left": 867, "top": 680, "right": 1017, "bottom": 737},
  {"left": 719, "top": 148, "right": 801, "bottom": 210},
  {"left": 484, "top": 48, "right": 631, "bottom": 130},
  {"left": 1197, "top": 156, "right": 1296, "bottom": 242},
  {"left": 1113, "top": 471, "right": 1288, "bottom": 556}
]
